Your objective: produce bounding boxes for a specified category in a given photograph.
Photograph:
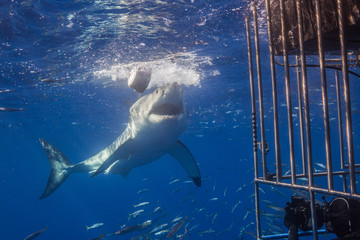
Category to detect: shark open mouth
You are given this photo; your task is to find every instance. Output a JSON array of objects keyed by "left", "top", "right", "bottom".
[{"left": 151, "top": 103, "right": 183, "bottom": 117}]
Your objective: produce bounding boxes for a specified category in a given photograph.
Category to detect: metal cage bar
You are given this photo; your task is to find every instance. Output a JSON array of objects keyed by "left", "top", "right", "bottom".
[
  {"left": 314, "top": 0, "right": 334, "bottom": 192},
  {"left": 295, "top": 55, "right": 307, "bottom": 177},
  {"left": 335, "top": 70, "right": 347, "bottom": 191},
  {"left": 337, "top": 0, "right": 357, "bottom": 195},
  {"left": 264, "top": 0, "right": 282, "bottom": 183},
  {"left": 246, "top": 0, "right": 360, "bottom": 239},
  {"left": 279, "top": 0, "right": 296, "bottom": 185},
  {"left": 252, "top": 0, "right": 269, "bottom": 181},
  {"left": 245, "top": 16, "right": 261, "bottom": 239}
]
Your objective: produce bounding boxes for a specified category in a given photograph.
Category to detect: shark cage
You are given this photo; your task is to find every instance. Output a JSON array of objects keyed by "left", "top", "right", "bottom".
[{"left": 245, "top": 0, "right": 360, "bottom": 239}]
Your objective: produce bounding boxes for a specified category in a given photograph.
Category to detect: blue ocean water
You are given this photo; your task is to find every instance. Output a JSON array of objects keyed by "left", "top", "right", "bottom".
[{"left": 1, "top": 0, "right": 359, "bottom": 240}]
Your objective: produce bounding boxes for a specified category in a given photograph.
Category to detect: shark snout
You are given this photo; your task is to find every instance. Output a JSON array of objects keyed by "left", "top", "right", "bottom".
[
  {"left": 150, "top": 83, "right": 184, "bottom": 118},
  {"left": 161, "top": 82, "right": 182, "bottom": 97}
]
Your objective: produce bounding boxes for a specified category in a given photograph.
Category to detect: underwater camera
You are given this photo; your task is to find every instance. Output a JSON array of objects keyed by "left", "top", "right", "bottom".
[{"left": 284, "top": 196, "right": 324, "bottom": 239}]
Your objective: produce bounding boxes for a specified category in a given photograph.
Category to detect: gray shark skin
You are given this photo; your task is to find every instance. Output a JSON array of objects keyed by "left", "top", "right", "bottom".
[{"left": 39, "top": 83, "right": 201, "bottom": 199}]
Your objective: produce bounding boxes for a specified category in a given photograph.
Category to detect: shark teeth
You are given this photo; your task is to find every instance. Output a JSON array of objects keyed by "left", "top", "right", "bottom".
[{"left": 151, "top": 103, "right": 183, "bottom": 116}]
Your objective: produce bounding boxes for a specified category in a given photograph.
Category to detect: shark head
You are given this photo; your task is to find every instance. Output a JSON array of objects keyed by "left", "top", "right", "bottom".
[{"left": 129, "top": 82, "right": 186, "bottom": 135}]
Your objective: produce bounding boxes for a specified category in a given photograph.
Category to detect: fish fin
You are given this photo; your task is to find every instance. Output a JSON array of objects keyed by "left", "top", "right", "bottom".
[
  {"left": 168, "top": 140, "right": 201, "bottom": 187},
  {"left": 91, "top": 139, "right": 133, "bottom": 178},
  {"left": 39, "top": 139, "right": 73, "bottom": 199},
  {"left": 104, "top": 160, "right": 119, "bottom": 175},
  {"left": 103, "top": 159, "right": 131, "bottom": 177},
  {"left": 119, "top": 167, "right": 131, "bottom": 178}
]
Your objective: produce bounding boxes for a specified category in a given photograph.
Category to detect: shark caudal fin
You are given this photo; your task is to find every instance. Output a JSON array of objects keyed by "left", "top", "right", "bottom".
[{"left": 39, "top": 139, "right": 73, "bottom": 199}]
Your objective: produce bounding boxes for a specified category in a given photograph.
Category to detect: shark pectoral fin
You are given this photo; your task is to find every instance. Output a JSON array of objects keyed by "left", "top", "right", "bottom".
[
  {"left": 91, "top": 139, "right": 133, "bottom": 178},
  {"left": 39, "top": 139, "right": 73, "bottom": 199},
  {"left": 105, "top": 159, "right": 131, "bottom": 177},
  {"left": 120, "top": 169, "right": 131, "bottom": 178},
  {"left": 168, "top": 140, "right": 201, "bottom": 187},
  {"left": 104, "top": 160, "right": 120, "bottom": 175}
]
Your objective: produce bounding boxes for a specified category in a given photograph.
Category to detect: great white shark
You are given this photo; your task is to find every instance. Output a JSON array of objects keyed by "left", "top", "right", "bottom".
[{"left": 39, "top": 83, "right": 201, "bottom": 199}]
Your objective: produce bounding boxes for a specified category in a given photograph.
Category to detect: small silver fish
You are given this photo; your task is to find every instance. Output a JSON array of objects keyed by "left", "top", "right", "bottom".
[
  {"left": 212, "top": 213, "right": 218, "bottom": 224},
  {"left": 0, "top": 107, "right": 24, "bottom": 112},
  {"left": 142, "top": 220, "right": 152, "bottom": 227},
  {"left": 209, "top": 197, "right": 218, "bottom": 201},
  {"left": 153, "top": 206, "right": 161, "bottom": 214},
  {"left": 169, "top": 179, "right": 181, "bottom": 184},
  {"left": 315, "top": 163, "right": 327, "bottom": 169},
  {"left": 196, "top": 207, "right": 205, "bottom": 212},
  {"left": 137, "top": 189, "right": 149, "bottom": 194},
  {"left": 183, "top": 180, "right": 193, "bottom": 184},
  {"left": 154, "top": 229, "right": 169, "bottom": 236},
  {"left": 171, "top": 216, "right": 183, "bottom": 223},
  {"left": 231, "top": 200, "right": 241, "bottom": 214},
  {"left": 267, "top": 205, "right": 285, "bottom": 213},
  {"left": 259, "top": 188, "right": 266, "bottom": 194},
  {"left": 235, "top": 184, "right": 246, "bottom": 193},
  {"left": 128, "top": 209, "right": 144, "bottom": 219},
  {"left": 86, "top": 223, "right": 104, "bottom": 231},
  {"left": 171, "top": 188, "right": 182, "bottom": 194},
  {"left": 199, "top": 228, "right": 215, "bottom": 236},
  {"left": 243, "top": 209, "right": 250, "bottom": 221},
  {"left": 134, "top": 201, "right": 149, "bottom": 208},
  {"left": 150, "top": 223, "right": 168, "bottom": 233},
  {"left": 189, "top": 224, "right": 199, "bottom": 232}
]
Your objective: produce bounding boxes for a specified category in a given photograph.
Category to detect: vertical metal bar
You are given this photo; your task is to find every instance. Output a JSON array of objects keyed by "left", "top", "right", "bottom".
[
  {"left": 279, "top": 0, "right": 296, "bottom": 184},
  {"left": 337, "top": 0, "right": 356, "bottom": 195},
  {"left": 314, "top": 0, "right": 333, "bottom": 191},
  {"left": 309, "top": 191, "right": 319, "bottom": 240},
  {"left": 335, "top": 70, "right": 345, "bottom": 169},
  {"left": 254, "top": 182, "right": 261, "bottom": 239},
  {"left": 246, "top": 17, "right": 261, "bottom": 239},
  {"left": 296, "top": 0, "right": 315, "bottom": 208},
  {"left": 296, "top": 55, "right": 307, "bottom": 176},
  {"left": 264, "top": 0, "right": 281, "bottom": 182},
  {"left": 253, "top": 0, "right": 268, "bottom": 180},
  {"left": 297, "top": 0, "right": 316, "bottom": 236},
  {"left": 335, "top": 70, "right": 347, "bottom": 192}
]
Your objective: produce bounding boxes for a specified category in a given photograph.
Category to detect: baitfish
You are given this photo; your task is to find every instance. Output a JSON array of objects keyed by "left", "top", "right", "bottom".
[
  {"left": 167, "top": 216, "right": 188, "bottom": 238},
  {"left": 86, "top": 223, "right": 104, "bottom": 231},
  {"left": 134, "top": 201, "right": 150, "bottom": 208},
  {"left": 24, "top": 227, "right": 47, "bottom": 240}
]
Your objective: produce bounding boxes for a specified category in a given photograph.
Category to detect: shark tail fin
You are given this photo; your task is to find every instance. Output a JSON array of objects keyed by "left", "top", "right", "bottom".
[{"left": 39, "top": 139, "right": 73, "bottom": 199}]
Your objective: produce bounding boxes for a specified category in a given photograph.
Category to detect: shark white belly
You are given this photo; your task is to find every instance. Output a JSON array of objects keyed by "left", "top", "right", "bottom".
[{"left": 39, "top": 83, "right": 201, "bottom": 199}]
